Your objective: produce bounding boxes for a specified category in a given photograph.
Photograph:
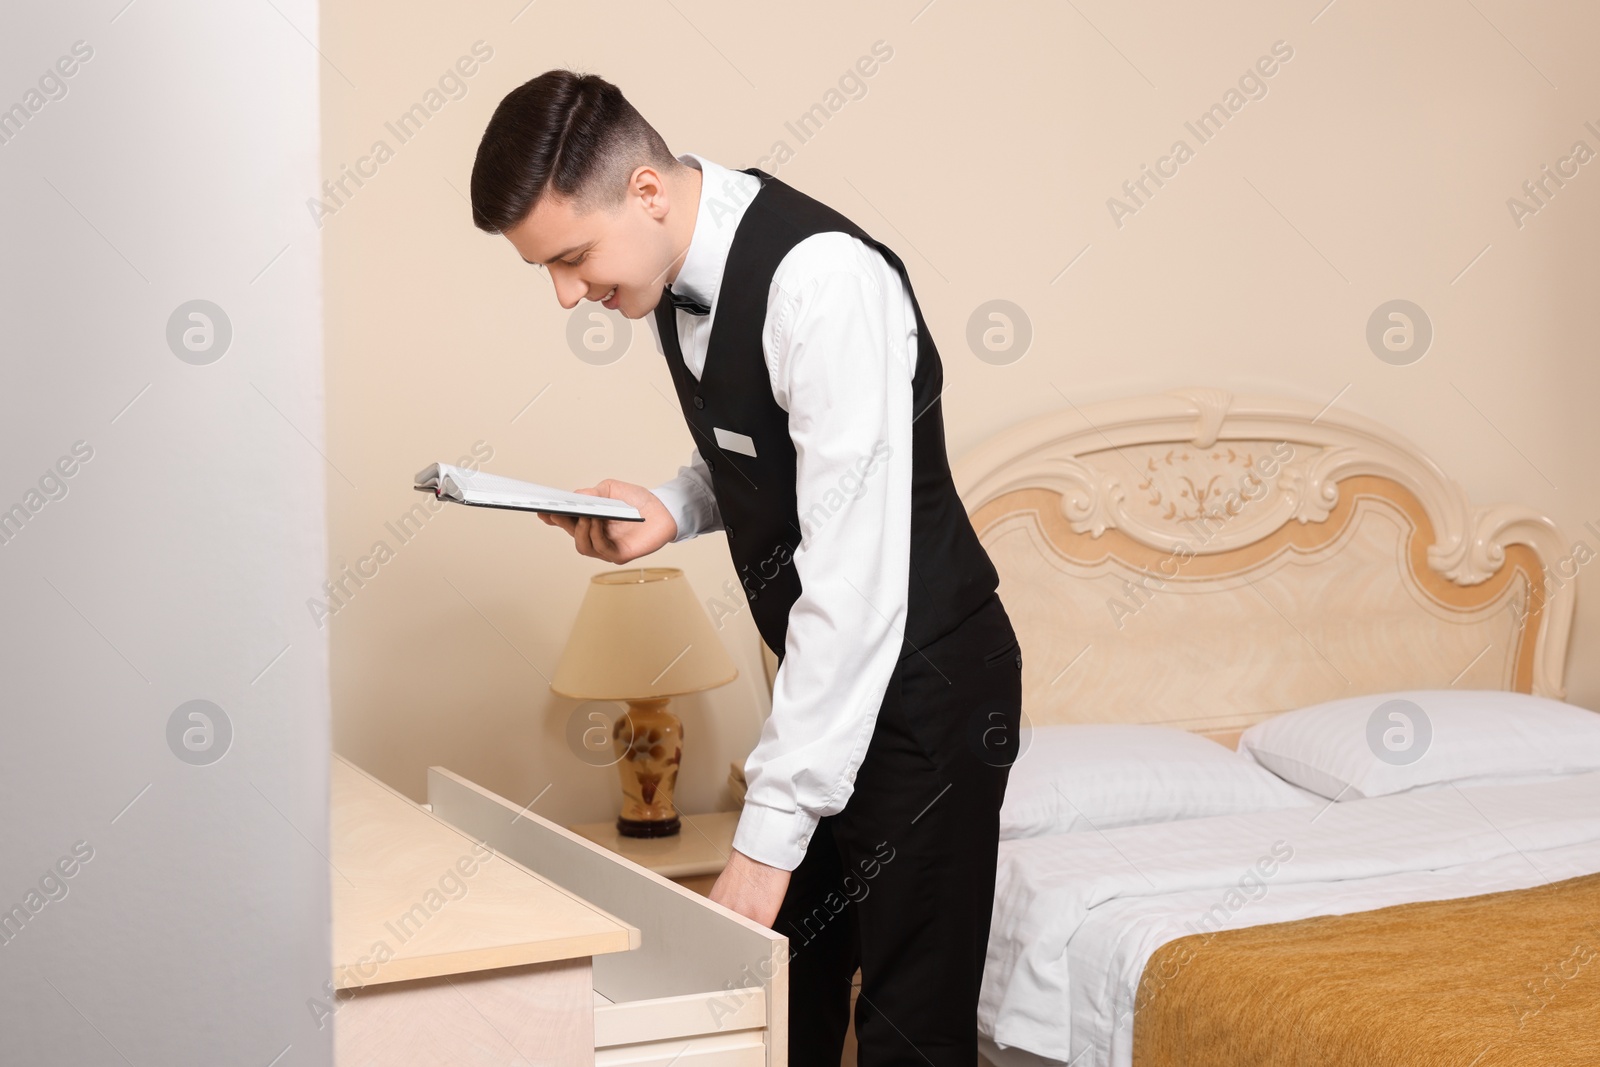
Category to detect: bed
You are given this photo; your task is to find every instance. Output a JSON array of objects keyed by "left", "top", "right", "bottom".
[{"left": 917, "top": 388, "right": 1598, "bottom": 1067}]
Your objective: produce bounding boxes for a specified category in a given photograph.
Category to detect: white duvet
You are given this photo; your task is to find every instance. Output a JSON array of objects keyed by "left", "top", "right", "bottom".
[{"left": 977, "top": 770, "right": 1600, "bottom": 1066}]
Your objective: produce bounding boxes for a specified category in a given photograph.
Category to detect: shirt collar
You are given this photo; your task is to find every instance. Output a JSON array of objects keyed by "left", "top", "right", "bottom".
[{"left": 669, "top": 152, "right": 759, "bottom": 310}]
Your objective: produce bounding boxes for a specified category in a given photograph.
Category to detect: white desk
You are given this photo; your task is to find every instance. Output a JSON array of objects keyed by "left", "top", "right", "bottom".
[
  {"left": 330, "top": 755, "right": 639, "bottom": 1065},
  {"left": 330, "top": 755, "right": 791, "bottom": 1065}
]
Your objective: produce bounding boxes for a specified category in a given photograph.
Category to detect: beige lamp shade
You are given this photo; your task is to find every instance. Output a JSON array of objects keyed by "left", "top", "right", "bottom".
[{"left": 550, "top": 567, "right": 738, "bottom": 700}]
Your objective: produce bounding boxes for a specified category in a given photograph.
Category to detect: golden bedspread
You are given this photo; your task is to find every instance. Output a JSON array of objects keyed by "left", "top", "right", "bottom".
[{"left": 1132, "top": 870, "right": 1600, "bottom": 1066}]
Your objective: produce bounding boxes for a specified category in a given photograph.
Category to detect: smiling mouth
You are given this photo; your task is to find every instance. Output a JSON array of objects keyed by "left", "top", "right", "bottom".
[{"left": 600, "top": 285, "right": 619, "bottom": 308}]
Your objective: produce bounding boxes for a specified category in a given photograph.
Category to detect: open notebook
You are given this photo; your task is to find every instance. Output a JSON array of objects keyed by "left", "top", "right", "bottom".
[{"left": 413, "top": 463, "right": 644, "bottom": 522}]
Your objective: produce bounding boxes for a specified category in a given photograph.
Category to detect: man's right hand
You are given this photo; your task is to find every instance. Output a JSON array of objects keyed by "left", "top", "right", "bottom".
[{"left": 539, "top": 479, "right": 679, "bottom": 564}]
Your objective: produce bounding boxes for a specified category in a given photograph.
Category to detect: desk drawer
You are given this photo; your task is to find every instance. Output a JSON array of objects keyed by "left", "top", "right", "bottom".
[
  {"left": 597, "top": 1032, "right": 766, "bottom": 1066},
  {"left": 426, "top": 767, "right": 788, "bottom": 1067}
]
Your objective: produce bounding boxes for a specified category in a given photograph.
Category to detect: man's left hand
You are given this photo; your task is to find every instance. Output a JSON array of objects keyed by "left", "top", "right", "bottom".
[{"left": 707, "top": 848, "right": 791, "bottom": 928}]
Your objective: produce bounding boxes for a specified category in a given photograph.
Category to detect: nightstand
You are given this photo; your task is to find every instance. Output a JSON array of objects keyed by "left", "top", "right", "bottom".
[{"left": 568, "top": 810, "right": 739, "bottom": 896}]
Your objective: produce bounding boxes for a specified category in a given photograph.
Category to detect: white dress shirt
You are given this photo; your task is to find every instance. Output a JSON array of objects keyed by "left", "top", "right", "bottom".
[{"left": 649, "top": 152, "right": 918, "bottom": 873}]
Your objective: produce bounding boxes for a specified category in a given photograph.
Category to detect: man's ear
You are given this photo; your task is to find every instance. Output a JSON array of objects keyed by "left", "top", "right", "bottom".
[{"left": 633, "top": 161, "right": 686, "bottom": 220}]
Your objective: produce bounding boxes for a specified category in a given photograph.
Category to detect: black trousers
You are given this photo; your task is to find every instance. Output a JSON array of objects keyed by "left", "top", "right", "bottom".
[{"left": 773, "top": 592, "right": 1023, "bottom": 1067}]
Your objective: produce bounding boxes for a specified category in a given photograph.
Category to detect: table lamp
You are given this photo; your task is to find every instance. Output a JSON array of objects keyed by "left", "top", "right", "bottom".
[{"left": 550, "top": 566, "right": 738, "bottom": 838}]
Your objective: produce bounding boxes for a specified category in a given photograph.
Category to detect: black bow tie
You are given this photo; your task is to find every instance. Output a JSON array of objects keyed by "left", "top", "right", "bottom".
[{"left": 666, "top": 286, "right": 711, "bottom": 316}]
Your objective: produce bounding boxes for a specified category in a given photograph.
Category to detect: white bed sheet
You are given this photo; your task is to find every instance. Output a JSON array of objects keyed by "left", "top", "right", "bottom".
[{"left": 978, "top": 770, "right": 1600, "bottom": 1066}]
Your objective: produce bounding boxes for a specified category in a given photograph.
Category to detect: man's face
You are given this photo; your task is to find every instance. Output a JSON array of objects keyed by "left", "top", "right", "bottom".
[{"left": 503, "top": 165, "right": 686, "bottom": 320}]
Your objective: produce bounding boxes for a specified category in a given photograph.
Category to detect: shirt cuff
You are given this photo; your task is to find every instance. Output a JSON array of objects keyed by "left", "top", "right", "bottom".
[
  {"left": 650, "top": 475, "right": 719, "bottom": 543},
  {"left": 731, "top": 797, "right": 819, "bottom": 872}
]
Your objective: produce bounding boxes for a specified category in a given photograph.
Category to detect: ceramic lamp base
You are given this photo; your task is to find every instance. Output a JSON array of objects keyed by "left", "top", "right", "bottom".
[
  {"left": 613, "top": 697, "right": 684, "bottom": 838},
  {"left": 617, "top": 814, "right": 683, "bottom": 838}
]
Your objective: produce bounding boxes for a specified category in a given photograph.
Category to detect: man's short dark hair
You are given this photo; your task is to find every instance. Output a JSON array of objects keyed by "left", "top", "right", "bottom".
[{"left": 470, "top": 69, "right": 678, "bottom": 234}]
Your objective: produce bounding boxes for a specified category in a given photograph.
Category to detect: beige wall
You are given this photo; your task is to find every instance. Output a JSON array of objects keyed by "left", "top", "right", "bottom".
[{"left": 322, "top": 1, "right": 1600, "bottom": 820}]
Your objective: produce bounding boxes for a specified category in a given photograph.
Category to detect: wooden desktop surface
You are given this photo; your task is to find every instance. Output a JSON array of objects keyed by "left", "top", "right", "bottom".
[{"left": 330, "top": 754, "right": 638, "bottom": 990}]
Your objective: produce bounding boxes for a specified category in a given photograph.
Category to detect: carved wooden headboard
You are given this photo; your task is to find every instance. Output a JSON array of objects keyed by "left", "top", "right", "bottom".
[
  {"left": 933, "top": 388, "right": 1575, "bottom": 747},
  {"left": 751, "top": 390, "right": 1575, "bottom": 747}
]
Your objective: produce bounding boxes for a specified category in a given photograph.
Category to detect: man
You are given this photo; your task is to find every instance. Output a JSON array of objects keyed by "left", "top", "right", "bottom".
[{"left": 470, "top": 69, "right": 1023, "bottom": 1066}]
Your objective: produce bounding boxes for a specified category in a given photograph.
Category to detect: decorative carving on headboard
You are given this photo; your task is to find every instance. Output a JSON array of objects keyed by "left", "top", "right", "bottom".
[{"left": 953, "top": 389, "right": 1575, "bottom": 716}]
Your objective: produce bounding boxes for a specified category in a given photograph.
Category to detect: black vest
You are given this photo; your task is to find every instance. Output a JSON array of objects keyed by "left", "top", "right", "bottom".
[{"left": 654, "top": 168, "right": 999, "bottom": 662}]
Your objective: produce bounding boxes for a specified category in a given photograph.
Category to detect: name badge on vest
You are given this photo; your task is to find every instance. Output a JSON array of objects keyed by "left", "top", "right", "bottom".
[{"left": 714, "top": 426, "right": 758, "bottom": 458}]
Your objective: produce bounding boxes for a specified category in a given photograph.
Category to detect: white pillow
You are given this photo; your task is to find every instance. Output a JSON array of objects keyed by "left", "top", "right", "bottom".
[
  {"left": 1237, "top": 689, "right": 1600, "bottom": 800},
  {"left": 998, "top": 723, "right": 1316, "bottom": 841}
]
